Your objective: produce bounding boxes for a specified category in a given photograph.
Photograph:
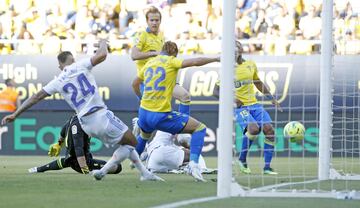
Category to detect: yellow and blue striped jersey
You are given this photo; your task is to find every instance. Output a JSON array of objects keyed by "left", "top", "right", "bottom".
[
  {"left": 133, "top": 28, "right": 165, "bottom": 71},
  {"left": 138, "top": 55, "right": 183, "bottom": 112}
]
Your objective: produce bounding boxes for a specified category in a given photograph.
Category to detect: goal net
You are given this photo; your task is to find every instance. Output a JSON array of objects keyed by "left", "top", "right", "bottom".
[
  {"left": 218, "top": 0, "right": 360, "bottom": 200},
  {"left": 230, "top": 55, "right": 360, "bottom": 199}
]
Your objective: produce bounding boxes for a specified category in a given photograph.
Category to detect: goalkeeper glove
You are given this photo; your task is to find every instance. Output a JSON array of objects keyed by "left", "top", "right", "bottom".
[
  {"left": 48, "top": 143, "right": 62, "bottom": 157},
  {"left": 80, "top": 166, "right": 90, "bottom": 174}
]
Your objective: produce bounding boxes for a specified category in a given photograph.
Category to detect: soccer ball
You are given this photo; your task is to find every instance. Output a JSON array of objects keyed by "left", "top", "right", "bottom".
[{"left": 283, "top": 121, "right": 305, "bottom": 143}]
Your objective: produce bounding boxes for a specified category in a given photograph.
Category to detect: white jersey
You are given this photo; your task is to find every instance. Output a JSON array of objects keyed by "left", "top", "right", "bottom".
[
  {"left": 147, "top": 131, "right": 176, "bottom": 153},
  {"left": 43, "top": 58, "right": 106, "bottom": 118}
]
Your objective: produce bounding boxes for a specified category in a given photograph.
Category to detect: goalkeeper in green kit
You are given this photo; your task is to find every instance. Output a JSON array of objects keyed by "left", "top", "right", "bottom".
[{"left": 28, "top": 114, "right": 122, "bottom": 175}]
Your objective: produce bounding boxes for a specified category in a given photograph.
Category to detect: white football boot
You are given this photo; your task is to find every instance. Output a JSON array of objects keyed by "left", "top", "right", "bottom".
[{"left": 186, "top": 161, "right": 206, "bottom": 182}]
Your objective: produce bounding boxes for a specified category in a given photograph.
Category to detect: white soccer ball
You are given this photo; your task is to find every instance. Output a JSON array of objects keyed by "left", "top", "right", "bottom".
[{"left": 283, "top": 121, "right": 305, "bottom": 143}]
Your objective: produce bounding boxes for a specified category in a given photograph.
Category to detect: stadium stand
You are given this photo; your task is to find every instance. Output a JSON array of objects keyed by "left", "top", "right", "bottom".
[{"left": 0, "top": 0, "right": 359, "bottom": 55}]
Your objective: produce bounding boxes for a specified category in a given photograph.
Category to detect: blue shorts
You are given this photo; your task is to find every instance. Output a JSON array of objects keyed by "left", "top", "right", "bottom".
[
  {"left": 138, "top": 107, "right": 189, "bottom": 135},
  {"left": 235, "top": 103, "right": 272, "bottom": 132}
]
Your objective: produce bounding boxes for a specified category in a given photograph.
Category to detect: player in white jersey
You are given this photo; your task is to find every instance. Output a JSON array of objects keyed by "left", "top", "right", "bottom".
[
  {"left": 1, "top": 39, "right": 162, "bottom": 182},
  {"left": 140, "top": 128, "right": 216, "bottom": 174}
]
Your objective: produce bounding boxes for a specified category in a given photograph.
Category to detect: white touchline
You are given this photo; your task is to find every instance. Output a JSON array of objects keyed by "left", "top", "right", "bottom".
[{"left": 150, "top": 196, "right": 226, "bottom": 208}]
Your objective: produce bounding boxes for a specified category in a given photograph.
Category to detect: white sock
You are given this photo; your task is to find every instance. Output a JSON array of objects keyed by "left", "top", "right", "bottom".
[
  {"left": 128, "top": 146, "right": 151, "bottom": 176},
  {"left": 100, "top": 145, "right": 131, "bottom": 174},
  {"left": 198, "top": 155, "right": 207, "bottom": 170}
]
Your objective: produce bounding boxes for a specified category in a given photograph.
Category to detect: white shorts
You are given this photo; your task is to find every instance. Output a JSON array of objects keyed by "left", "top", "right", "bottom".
[
  {"left": 147, "top": 145, "right": 185, "bottom": 173},
  {"left": 79, "top": 109, "right": 129, "bottom": 147}
]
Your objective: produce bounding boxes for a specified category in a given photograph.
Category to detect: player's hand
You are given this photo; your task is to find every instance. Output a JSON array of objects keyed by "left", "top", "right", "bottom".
[
  {"left": 80, "top": 166, "right": 90, "bottom": 174},
  {"left": 1, "top": 114, "right": 16, "bottom": 126},
  {"left": 150, "top": 50, "right": 159, "bottom": 57},
  {"left": 272, "top": 99, "right": 283, "bottom": 112},
  {"left": 48, "top": 143, "right": 62, "bottom": 157}
]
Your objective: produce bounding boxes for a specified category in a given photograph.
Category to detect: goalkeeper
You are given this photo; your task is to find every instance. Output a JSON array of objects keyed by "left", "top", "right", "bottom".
[
  {"left": 213, "top": 41, "right": 281, "bottom": 175},
  {"left": 28, "top": 114, "right": 122, "bottom": 174}
]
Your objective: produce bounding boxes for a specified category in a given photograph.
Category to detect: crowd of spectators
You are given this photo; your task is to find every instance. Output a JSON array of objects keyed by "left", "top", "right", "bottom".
[{"left": 0, "top": 0, "right": 359, "bottom": 55}]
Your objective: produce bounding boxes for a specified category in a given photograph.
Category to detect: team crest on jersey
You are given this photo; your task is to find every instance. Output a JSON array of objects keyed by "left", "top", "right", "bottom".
[{"left": 71, "top": 125, "right": 78, "bottom": 134}]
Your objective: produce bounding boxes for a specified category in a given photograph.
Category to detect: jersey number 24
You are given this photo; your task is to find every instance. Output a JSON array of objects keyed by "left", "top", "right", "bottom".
[{"left": 63, "top": 73, "right": 95, "bottom": 107}]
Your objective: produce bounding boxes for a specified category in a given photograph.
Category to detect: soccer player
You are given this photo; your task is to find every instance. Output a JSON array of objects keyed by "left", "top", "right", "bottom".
[
  {"left": 213, "top": 41, "right": 281, "bottom": 175},
  {"left": 1, "top": 39, "right": 162, "bottom": 181},
  {"left": 133, "top": 41, "right": 220, "bottom": 182},
  {"left": 131, "top": 6, "right": 191, "bottom": 140},
  {"left": 0, "top": 78, "right": 21, "bottom": 112},
  {"left": 143, "top": 130, "right": 215, "bottom": 174},
  {"left": 28, "top": 114, "right": 122, "bottom": 175}
]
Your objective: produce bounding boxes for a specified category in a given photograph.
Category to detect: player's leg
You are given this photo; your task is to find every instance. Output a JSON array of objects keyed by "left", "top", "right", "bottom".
[
  {"left": 173, "top": 84, "right": 191, "bottom": 115},
  {"left": 89, "top": 158, "right": 122, "bottom": 174},
  {"left": 28, "top": 158, "right": 69, "bottom": 173},
  {"left": 235, "top": 107, "right": 260, "bottom": 174},
  {"left": 82, "top": 110, "right": 162, "bottom": 181},
  {"left": 134, "top": 108, "right": 156, "bottom": 155},
  {"left": 154, "top": 111, "right": 205, "bottom": 181},
  {"left": 181, "top": 148, "right": 213, "bottom": 174},
  {"left": 252, "top": 104, "right": 277, "bottom": 175},
  {"left": 93, "top": 131, "right": 162, "bottom": 181},
  {"left": 180, "top": 117, "right": 206, "bottom": 163},
  {"left": 176, "top": 116, "right": 207, "bottom": 182},
  {"left": 262, "top": 123, "right": 277, "bottom": 174}
]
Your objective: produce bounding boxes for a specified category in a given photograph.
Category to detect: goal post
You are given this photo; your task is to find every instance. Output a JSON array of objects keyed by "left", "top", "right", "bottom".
[
  {"left": 217, "top": 0, "right": 236, "bottom": 198},
  {"left": 318, "top": 0, "right": 333, "bottom": 181}
]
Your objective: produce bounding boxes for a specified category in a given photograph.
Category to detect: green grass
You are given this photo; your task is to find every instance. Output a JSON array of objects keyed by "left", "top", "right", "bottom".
[{"left": 0, "top": 156, "right": 359, "bottom": 208}]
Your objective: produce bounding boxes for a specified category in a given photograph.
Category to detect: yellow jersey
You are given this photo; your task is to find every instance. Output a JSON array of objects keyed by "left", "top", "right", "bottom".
[
  {"left": 234, "top": 60, "right": 259, "bottom": 106},
  {"left": 133, "top": 28, "right": 165, "bottom": 71},
  {"left": 138, "top": 55, "right": 183, "bottom": 112},
  {"left": 0, "top": 87, "right": 19, "bottom": 112},
  {"left": 216, "top": 60, "right": 259, "bottom": 106}
]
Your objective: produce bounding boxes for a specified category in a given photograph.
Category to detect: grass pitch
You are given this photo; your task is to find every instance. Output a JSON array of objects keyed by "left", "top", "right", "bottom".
[{"left": 0, "top": 156, "right": 359, "bottom": 208}]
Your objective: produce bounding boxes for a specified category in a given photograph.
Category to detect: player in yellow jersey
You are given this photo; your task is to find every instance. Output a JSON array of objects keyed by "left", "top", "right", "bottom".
[
  {"left": 131, "top": 7, "right": 191, "bottom": 115},
  {"left": 133, "top": 41, "right": 220, "bottom": 181},
  {"left": 213, "top": 41, "right": 281, "bottom": 175}
]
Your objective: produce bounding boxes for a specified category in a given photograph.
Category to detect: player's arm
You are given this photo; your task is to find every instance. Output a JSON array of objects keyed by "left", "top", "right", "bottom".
[
  {"left": 181, "top": 57, "right": 220, "bottom": 68},
  {"left": 132, "top": 76, "right": 143, "bottom": 99},
  {"left": 48, "top": 121, "right": 68, "bottom": 157},
  {"left": 1, "top": 89, "right": 48, "bottom": 125},
  {"left": 254, "top": 79, "right": 271, "bottom": 97},
  {"left": 254, "top": 79, "right": 282, "bottom": 111},
  {"left": 71, "top": 123, "right": 89, "bottom": 174},
  {"left": 131, "top": 46, "right": 159, "bottom": 61},
  {"left": 90, "top": 39, "right": 108, "bottom": 67}
]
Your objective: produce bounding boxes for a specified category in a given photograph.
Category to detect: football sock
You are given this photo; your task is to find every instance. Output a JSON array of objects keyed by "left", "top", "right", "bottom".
[
  {"left": 264, "top": 142, "right": 274, "bottom": 169},
  {"left": 198, "top": 155, "right": 207, "bottom": 170},
  {"left": 36, "top": 158, "right": 66, "bottom": 172},
  {"left": 179, "top": 102, "right": 190, "bottom": 115},
  {"left": 128, "top": 146, "right": 152, "bottom": 176},
  {"left": 239, "top": 134, "right": 254, "bottom": 165},
  {"left": 100, "top": 145, "right": 131, "bottom": 174},
  {"left": 135, "top": 135, "right": 147, "bottom": 155},
  {"left": 189, "top": 124, "right": 206, "bottom": 163}
]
